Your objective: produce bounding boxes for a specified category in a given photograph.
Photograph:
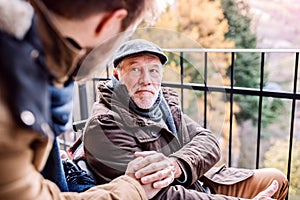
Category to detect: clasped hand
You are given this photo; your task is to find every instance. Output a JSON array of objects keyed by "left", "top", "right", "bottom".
[
  {"left": 125, "top": 151, "right": 279, "bottom": 200},
  {"left": 125, "top": 151, "right": 178, "bottom": 199}
]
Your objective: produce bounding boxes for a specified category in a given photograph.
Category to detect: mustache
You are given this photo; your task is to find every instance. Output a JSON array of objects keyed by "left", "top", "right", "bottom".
[{"left": 133, "top": 86, "right": 157, "bottom": 94}]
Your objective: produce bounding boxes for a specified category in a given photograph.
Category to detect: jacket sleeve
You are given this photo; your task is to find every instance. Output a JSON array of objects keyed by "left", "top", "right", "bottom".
[
  {"left": 169, "top": 114, "right": 222, "bottom": 185},
  {"left": 83, "top": 115, "right": 141, "bottom": 183},
  {"left": 0, "top": 116, "right": 147, "bottom": 200}
]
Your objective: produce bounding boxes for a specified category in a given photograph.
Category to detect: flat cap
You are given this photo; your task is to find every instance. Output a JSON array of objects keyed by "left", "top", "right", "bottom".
[{"left": 112, "top": 39, "right": 168, "bottom": 68}]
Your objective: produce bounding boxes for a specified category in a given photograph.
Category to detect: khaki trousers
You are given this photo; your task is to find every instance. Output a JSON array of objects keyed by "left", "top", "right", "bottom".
[{"left": 209, "top": 168, "right": 289, "bottom": 200}]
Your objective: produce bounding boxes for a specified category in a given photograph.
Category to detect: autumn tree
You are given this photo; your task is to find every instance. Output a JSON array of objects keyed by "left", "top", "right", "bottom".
[
  {"left": 221, "top": 0, "right": 284, "bottom": 127},
  {"left": 221, "top": 0, "right": 285, "bottom": 168},
  {"left": 149, "top": 0, "right": 234, "bottom": 105}
]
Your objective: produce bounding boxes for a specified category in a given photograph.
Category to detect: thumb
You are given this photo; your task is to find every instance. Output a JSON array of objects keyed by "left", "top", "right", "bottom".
[{"left": 265, "top": 180, "right": 279, "bottom": 197}]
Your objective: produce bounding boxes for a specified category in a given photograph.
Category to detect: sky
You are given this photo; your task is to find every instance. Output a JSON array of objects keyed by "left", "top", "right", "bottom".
[{"left": 247, "top": 0, "right": 300, "bottom": 48}]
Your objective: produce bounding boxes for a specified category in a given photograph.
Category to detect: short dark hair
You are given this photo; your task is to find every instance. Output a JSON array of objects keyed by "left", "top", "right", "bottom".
[{"left": 41, "top": 0, "right": 147, "bottom": 30}]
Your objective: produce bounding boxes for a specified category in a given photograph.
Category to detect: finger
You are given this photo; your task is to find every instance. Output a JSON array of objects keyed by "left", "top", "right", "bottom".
[
  {"left": 135, "top": 151, "right": 157, "bottom": 158},
  {"left": 134, "top": 152, "right": 165, "bottom": 170},
  {"left": 126, "top": 156, "right": 145, "bottom": 174},
  {"left": 267, "top": 180, "right": 278, "bottom": 197},
  {"left": 128, "top": 154, "right": 161, "bottom": 174},
  {"left": 135, "top": 158, "right": 171, "bottom": 179},
  {"left": 264, "top": 180, "right": 279, "bottom": 197},
  {"left": 257, "top": 180, "right": 278, "bottom": 199},
  {"left": 153, "top": 175, "right": 174, "bottom": 189},
  {"left": 140, "top": 166, "right": 174, "bottom": 184},
  {"left": 127, "top": 153, "right": 167, "bottom": 177}
]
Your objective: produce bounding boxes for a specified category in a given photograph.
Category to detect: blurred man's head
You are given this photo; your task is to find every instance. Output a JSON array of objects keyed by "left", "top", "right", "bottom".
[
  {"left": 113, "top": 39, "right": 168, "bottom": 109},
  {"left": 38, "top": 0, "right": 165, "bottom": 48},
  {"left": 30, "top": 0, "right": 167, "bottom": 84},
  {"left": 41, "top": 0, "right": 152, "bottom": 30}
]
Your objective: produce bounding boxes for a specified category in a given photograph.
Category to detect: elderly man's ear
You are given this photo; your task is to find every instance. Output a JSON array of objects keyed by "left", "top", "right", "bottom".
[
  {"left": 94, "top": 9, "right": 128, "bottom": 43},
  {"left": 113, "top": 68, "right": 119, "bottom": 79}
]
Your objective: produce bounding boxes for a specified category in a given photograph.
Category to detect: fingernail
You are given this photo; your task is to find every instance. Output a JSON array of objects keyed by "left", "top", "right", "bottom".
[
  {"left": 141, "top": 177, "right": 148, "bottom": 183},
  {"left": 135, "top": 172, "right": 140, "bottom": 179}
]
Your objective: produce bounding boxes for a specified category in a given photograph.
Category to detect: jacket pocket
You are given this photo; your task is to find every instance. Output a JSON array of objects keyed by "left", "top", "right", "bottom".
[
  {"left": 134, "top": 127, "right": 161, "bottom": 143},
  {"left": 202, "top": 164, "right": 254, "bottom": 185}
]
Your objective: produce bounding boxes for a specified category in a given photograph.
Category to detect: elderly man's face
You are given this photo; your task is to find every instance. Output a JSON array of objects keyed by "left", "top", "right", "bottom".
[{"left": 117, "top": 54, "right": 163, "bottom": 109}]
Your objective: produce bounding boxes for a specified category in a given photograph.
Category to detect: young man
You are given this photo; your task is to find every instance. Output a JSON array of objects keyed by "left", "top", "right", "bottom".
[
  {"left": 0, "top": 0, "right": 173, "bottom": 199},
  {"left": 82, "top": 39, "right": 289, "bottom": 200}
]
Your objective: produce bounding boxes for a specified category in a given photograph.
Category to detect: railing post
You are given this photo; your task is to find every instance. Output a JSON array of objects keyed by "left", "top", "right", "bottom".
[
  {"left": 180, "top": 52, "right": 184, "bottom": 112},
  {"left": 204, "top": 52, "right": 208, "bottom": 128},
  {"left": 228, "top": 52, "right": 235, "bottom": 167},
  {"left": 78, "top": 83, "right": 89, "bottom": 120},
  {"left": 256, "top": 52, "right": 265, "bottom": 169},
  {"left": 286, "top": 52, "right": 299, "bottom": 200}
]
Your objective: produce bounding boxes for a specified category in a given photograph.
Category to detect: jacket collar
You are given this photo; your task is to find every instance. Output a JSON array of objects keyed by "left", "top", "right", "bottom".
[{"left": 30, "top": 0, "right": 86, "bottom": 86}]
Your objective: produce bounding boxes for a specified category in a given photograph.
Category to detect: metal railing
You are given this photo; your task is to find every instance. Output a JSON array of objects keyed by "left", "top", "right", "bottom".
[{"left": 74, "top": 48, "right": 300, "bottom": 199}]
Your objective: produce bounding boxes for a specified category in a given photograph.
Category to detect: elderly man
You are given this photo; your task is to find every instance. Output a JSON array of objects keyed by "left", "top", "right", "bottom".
[
  {"left": 81, "top": 39, "right": 289, "bottom": 200},
  {"left": 0, "top": 0, "right": 172, "bottom": 199}
]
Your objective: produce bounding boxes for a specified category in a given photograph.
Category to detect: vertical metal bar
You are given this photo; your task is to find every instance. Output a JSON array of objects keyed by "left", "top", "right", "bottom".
[
  {"left": 93, "top": 78, "right": 97, "bottom": 102},
  {"left": 180, "top": 52, "right": 184, "bottom": 112},
  {"left": 256, "top": 52, "right": 265, "bottom": 169},
  {"left": 203, "top": 52, "right": 208, "bottom": 128},
  {"left": 228, "top": 52, "right": 235, "bottom": 167},
  {"left": 286, "top": 52, "right": 299, "bottom": 198},
  {"left": 106, "top": 64, "right": 110, "bottom": 79},
  {"left": 78, "top": 83, "right": 89, "bottom": 120}
]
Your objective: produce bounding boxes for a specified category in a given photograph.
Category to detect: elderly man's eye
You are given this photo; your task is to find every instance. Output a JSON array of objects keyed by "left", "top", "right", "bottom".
[
  {"left": 130, "top": 67, "right": 142, "bottom": 74},
  {"left": 150, "top": 69, "right": 159, "bottom": 73},
  {"left": 131, "top": 67, "right": 140, "bottom": 72}
]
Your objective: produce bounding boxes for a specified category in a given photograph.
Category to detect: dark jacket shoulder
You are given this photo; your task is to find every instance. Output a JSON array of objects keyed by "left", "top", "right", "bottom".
[{"left": 0, "top": 21, "right": 52, "bottom": 137}]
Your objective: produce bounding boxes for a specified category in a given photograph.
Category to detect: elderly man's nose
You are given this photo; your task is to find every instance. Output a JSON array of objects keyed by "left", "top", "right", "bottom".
[{"left": 139, "top": 70, "right": 151, "bottom": 84}]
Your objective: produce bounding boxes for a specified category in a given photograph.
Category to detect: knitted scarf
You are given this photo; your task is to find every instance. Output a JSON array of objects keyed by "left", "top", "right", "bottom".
[{"left": 42, "top": 80, "right": 74, "bottom": 192}]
